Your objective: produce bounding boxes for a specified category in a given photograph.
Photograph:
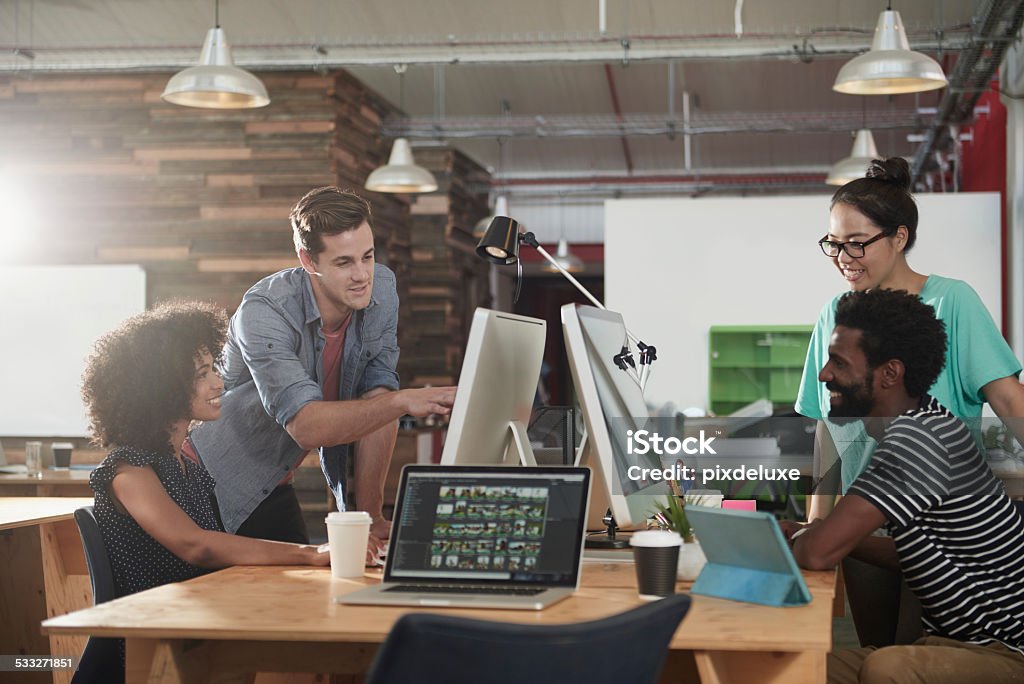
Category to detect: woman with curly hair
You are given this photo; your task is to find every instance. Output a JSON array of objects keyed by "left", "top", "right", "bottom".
[
  {"left": 82, "top": 300, "right": 331, "bottom": 596},
  {"left": 76, "top": 301, "right": 331, "bottom": 681}
]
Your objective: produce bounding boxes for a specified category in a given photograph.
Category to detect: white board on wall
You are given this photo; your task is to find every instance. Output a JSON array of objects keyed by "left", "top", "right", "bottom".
[
  {"left": 0, "top": 265, "right": 146, "bottom": 437},
  {"left": 604, "top": 193, "right": 1004, "bottom": 413}
]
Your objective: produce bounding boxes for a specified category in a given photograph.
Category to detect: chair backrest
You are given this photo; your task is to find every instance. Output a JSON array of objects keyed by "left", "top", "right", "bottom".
[
  {"left": 365, "top": 594, "right": 690, "bottom": 684},
  {"left": 74, "top": 506, "right": 116, "bottom": 605}
]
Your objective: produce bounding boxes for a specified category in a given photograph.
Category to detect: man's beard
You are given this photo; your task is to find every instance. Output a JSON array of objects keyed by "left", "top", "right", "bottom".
[{"left": 827, "top": 374, "right": 874, "bottom": 418}]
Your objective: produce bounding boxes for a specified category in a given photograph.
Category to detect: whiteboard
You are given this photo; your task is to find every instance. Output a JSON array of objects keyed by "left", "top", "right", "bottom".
[
  {"left": 604, "top": 193, "right": 1005, "bottom": 412},
  {"left": 0, "top": 265, "right": 146, "bottom": 436}
]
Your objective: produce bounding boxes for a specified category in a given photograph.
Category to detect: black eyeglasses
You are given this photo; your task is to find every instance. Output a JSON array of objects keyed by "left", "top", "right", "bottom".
[{"left": 818, "top": 231, "right": 891, "bottom": 258}]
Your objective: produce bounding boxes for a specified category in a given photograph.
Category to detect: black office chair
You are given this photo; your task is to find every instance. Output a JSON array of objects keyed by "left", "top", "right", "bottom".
[
  {"left": 72, "top": 506, "right": 123, "bottom": 684},
  {"left": 365, "top": 594, "right": 691, "bottom": 684}
]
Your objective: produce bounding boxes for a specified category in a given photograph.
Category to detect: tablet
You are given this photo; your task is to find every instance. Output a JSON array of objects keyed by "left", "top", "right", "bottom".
[{"left": 686, "top": 506, "right": 812, "bottom": 607}]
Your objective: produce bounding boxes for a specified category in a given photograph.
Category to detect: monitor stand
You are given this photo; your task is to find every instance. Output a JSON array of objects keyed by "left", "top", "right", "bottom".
[
  {"left": 505, "top": 420, "right": 537, "bottom": 466},
  {"left": 585, "top": 508, "right": 630, "bottom": 549}
]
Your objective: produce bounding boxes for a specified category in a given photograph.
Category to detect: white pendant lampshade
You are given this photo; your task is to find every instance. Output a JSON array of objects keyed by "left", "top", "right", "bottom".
[
  {"left": 365, "top": 138, "right": 438, "bottom": 193},
  {"left": 162, "top": 27, "right": 270, "bottom": 109},
  {"left": 833, "top": 10, "right": 947, "bottom": 95},
  {"left": 473, "top": 195, "right": 509, "bottom": 238},
  {"left": 826, "top": 129, "right": 880, "bottom": 186},
  {"left": 542, "top": 238, "right": 584, "bottom": 274}
]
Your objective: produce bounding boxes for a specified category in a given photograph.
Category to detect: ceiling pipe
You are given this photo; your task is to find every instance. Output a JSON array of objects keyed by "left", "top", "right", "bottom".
[
  {"left": 486, "top": 172, "right": 831, "bottom": 198},
  {"left": 0, "top": 30, "right": 977, "bottom": 73},
  {"left": 911, "top": 0, "right": 1024, "bottom": 184},
  {"left": 385, "top": 108, "right": 932, "bottom": 140},
  {"left": 496, "top": 172, "right": 824, "bottom": 186},
  {"left": 683, "top": 90, "right": 693, "bottom": 170}
]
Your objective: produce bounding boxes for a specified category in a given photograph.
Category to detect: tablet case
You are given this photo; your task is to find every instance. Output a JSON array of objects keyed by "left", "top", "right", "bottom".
[{"left": 686, "top": 507, "right": 812, "bottom": 607}]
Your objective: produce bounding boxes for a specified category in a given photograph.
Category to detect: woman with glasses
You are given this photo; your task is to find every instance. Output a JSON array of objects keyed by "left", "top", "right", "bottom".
[{"left": 794, "top": 157, "right": 1024, "bottom": 647}]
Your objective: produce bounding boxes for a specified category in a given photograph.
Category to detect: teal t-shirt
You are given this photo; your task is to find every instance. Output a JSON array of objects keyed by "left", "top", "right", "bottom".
[{"left": 795, "top": 274, "right": 1022, "bottom": 490}]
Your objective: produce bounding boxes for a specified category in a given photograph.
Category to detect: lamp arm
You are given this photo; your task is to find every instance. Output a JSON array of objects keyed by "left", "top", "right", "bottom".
[
  {"left": 521, "top": 232, "right": 656, "bottom": 389},
  {"left": 530, "top": 241, "right": 606, "bottom": 311}
]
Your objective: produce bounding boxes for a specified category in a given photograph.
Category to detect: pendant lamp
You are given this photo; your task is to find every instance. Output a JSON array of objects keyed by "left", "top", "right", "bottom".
[
  {"left": 365, "top": 65, "right": 437, "bottom": 193},
  {"left": 474, "top": 195, "right": 510, "bottom": 238},
  {"left": 541, "top": 238, "right": 584, "bottom": 274},
  {"left": 364, "top": 139, "right": 438, "bottom": 193},
  {"left": 833, "top": 9, "right": 947, "bottom": 95},
  {"left": 161, "top": 1, "right": 269, "bottom": 109},
  {"left": 826, "top": 129, "right": 880, "bottom": 186}
]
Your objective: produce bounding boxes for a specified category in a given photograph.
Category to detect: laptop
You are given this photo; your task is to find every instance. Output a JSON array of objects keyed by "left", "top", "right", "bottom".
[
  {"left": 338, "top": 465, "right": 591, "bottom": 611},
  {"left": 0, "top": 442, "right": 28, "bottom": 474}
]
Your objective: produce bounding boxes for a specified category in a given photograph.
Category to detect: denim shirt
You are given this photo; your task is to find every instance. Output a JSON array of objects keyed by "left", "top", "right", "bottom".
[{"left": 191, "top": 264, "right": 400, "bottom": 533}]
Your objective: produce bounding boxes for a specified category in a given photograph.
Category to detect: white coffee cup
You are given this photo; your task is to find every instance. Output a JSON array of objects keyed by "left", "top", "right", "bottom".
[{"left": 325, "top": 511, "right": 372, "bottom": 578}]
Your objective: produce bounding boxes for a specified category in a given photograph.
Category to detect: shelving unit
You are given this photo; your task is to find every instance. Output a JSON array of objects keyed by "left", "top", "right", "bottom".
[{"left": 708, "top": 325, "right": 813, "bottom": 415}]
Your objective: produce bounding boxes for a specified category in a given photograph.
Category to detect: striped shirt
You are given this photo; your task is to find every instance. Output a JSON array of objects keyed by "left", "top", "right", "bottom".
[{"left": 848, "top": 396, "right": 1024, "bottom": 654}]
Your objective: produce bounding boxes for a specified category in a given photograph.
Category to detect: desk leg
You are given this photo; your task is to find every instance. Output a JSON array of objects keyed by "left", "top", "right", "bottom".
[
  {"left": 693, "top": 650, "right": 826, "bottom": 684},
  {"left": 40, "top": 519, "right": 93, "bottom": 684},
  {"left": 0, "top": 526, "right": 49, "bottom": 684},
  {"left": 150, "top": 640, "right": 246, "bottom": 684},
  {"left": 125, "top": 638, "right": 157, "bottom": 684},
  {"left": 126, "top": 638, "right": 243, "bottom": 684},
  {"left": 833, "top": 563, "right": 846, "bottom": 618}
]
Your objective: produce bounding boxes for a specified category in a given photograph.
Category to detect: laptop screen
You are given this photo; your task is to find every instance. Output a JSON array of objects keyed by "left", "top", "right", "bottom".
[{"left": 385, "top": 466, "right": 591, "bottom": 587}]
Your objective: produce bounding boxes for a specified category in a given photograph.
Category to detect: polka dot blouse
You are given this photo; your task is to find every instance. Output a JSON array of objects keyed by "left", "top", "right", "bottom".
[{"left": 89, "top": 445, "right": 224, "bottom": 598}]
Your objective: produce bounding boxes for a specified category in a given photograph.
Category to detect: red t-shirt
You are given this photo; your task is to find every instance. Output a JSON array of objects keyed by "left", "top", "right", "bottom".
[
  {"left": 279, "top": 314, "right": 351, "bottom": 486},
  {"left": 320, "top": 314, "right": 352, "bottom": 402}
]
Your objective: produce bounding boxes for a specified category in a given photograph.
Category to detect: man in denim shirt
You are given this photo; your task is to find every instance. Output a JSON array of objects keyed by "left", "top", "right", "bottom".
[{"left": 189, "top": 188, "right": 455, "bottom": 552}]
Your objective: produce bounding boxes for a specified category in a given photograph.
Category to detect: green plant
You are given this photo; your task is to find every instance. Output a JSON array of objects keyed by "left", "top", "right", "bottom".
[
  {"left": 984, "top": 423, "right": 1023, "bottom": 456},
  {"left": 654, "top": 495, "right": 693, "bottom": 543}
]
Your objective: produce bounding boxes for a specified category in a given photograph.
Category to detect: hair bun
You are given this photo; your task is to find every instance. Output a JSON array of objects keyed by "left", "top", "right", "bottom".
[{"left": 864, "top": 157, "right": 911, "bottom": 192}]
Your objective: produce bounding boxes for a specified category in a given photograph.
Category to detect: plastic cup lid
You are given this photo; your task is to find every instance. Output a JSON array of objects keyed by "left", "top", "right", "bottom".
[
  {"left": 629, "top": 530, "right": 683, "bottom": 548},
  {"left": 325, "top": 511, "right": 372, "bottom": 524}
]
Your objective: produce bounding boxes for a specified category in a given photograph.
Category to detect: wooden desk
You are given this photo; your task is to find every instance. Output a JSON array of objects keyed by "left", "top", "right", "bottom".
[
  {"left": 0, "top": 470, "right": 94, "bottom": 497},
  {"left": 43, "top": 562, "right": 835, "bottom": 684},
  {"left": 0, "top": 497, "right": 94, "bottom": 684}
]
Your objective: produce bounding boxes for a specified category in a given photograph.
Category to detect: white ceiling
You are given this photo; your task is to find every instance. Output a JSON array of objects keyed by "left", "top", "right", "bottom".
[{"left": 0, "top": 1, "right": 1003, "bottom": 202}]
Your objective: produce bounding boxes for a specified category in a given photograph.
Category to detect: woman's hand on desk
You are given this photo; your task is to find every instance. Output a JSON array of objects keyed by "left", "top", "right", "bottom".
[{"left": 306, "top": 543, "right": 331, "bottom": 567}]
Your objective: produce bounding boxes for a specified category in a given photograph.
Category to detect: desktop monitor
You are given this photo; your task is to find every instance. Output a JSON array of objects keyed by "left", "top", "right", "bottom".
[
  {"left": 561, "top": 304, "right": 671, "bottom": 536},
  {"left": 440, "top": 308, "right": 547, "bottom": 467}
]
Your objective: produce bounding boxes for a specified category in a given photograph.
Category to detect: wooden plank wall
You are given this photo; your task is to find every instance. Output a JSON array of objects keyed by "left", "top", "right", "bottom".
[
  {"left": 0, "top": 71, "right": 328, "bottom": 309},
  {"left": 0, "top": 69, "right": 489, "bottom": 394},
  {"left": 330, "top": 70, "right": 415, "bottom": 382},
  {"left": 406, "top": 148, "right": 492, "bottom": 387}
]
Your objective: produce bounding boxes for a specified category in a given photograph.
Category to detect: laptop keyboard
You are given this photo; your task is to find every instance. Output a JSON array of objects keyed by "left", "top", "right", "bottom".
[{"left": 383, "top": 584, "right": 546, "bottom": 596}]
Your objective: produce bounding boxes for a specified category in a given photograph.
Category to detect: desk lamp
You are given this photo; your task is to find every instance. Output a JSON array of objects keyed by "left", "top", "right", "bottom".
[{"left": 475, "top": 216, "right": 657, "bottom": 391}]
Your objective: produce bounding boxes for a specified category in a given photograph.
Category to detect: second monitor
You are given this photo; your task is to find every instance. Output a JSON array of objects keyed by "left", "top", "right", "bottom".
[
  {"left": 562, "top": 304, "right": 671, "bottom": 541},
  {"left": 440, "top": 308, "right": 547, "bottom": 467}
]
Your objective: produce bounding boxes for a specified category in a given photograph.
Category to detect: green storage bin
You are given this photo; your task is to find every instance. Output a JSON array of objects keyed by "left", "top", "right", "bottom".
[{"left": 708, "top": 326, "right": 812, "bottom": 415}]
